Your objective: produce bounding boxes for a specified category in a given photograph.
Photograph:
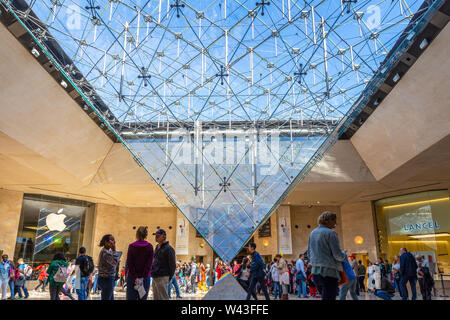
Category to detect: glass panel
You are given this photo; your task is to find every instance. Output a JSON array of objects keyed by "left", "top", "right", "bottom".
[{"left": 374, "top": 190, "right": 450, "bottom": 275}]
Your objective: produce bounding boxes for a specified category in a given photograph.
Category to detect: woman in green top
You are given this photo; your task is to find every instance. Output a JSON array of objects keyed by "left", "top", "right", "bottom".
[{"left": 46, "top": 253, "right": 68, "bottom": 300}]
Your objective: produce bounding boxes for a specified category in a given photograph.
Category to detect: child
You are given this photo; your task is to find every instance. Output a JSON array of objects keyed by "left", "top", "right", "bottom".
[
  {"left": 14, "top": 271, "right": 26, "bottom": 299},
  {"left": 307, "top": 272, "right": 317, "bottom": 298}
]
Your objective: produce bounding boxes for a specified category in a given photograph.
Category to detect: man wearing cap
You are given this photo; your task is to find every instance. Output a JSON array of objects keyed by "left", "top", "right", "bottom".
[{"left": 151, "top": 229, "right": 176, "bottom": 300}]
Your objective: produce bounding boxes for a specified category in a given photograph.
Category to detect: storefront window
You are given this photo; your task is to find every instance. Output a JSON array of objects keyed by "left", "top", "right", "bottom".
[
  {"left": 14, "top": 194, "right": 92, "bottom": 267},
  {"left": 375, "top": 190, "right": 450, "bottom": 275}
]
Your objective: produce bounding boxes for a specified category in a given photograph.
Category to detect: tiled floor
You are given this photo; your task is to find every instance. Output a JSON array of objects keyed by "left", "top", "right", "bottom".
[{"left": 12, "top": 288, "right": 450, "bottom": 300}]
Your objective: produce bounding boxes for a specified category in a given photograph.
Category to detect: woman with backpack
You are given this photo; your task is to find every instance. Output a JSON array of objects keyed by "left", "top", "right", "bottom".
[{"left": 47, "top": 253, "right": 69, "bottom": 300}]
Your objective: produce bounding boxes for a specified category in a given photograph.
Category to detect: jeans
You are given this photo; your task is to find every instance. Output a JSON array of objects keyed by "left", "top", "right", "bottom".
[
  {"left": 168, "top": 276, "right": 180, "bottom": 297},
  {"left": 126, "top": 277, "right": 151, "bottom": 300},
  {"left": 339, "top": 278, "right": 359, "bottom": 300},
  {"left": 374, "top": 290, "right": 394, "bottom": 300},
  {"left": 400, "top": 275, "right": 417, "bottom": 300},
  {"left": 358, "top": 276, "right": 365, "bottom": 292},
  {"left": 76, "top": 277, "right": 89, "bottom": 300},
  {"left": 179, "top": 276, "right": 186, "bottom": 289},
  {"left": 418, "top": 278, "right": 432, "bottom": 300},
  {"left": 34, "top": 279, "right": 46, "bottom": 292},
  {"left": 314, "top": 274, "right": 339, "bottom": 300},
  {"left": 273, "top": 281, "right": 282, "bottom": 298},
  {"left": 246, "top": 276, "right": 270, "bottom": 300},
  {"left": 98, "top": 277, "right": 115, "bottom": 300},
  {"left": 92, "top": 274, "right": 98, "bottom": 293},
  {"left": 206, "top": 275, "right": 210, "bottom": 288},
  {"left": 190, "top": 275, "right": 196, "bottom": 293},
  {"left": 8, "top": 280, "right": 14, "bottom": 298},
  {"left": 49, "top": 284, "right": 63, "bottom": 300},
  {"left": 296, "top": 277, "right": 307, "bottom": 297},
  {"left": 22, "top": 280, "right": 29, "bottom": 297}
]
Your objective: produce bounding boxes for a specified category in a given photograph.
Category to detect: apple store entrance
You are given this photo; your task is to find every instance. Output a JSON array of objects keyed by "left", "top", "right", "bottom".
[{"left": 14, "top": 194, "right": 93, "bottom": 269}]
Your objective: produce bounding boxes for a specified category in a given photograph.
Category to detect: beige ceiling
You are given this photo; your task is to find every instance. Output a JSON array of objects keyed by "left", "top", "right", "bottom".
[{"left": 0, "top": 22, "right": 449, "bottom": 208}]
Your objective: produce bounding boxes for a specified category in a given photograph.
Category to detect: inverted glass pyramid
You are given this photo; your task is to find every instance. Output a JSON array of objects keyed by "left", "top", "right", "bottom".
[{"left": 3, "top": 0, "right": 441, "bottom": 262}]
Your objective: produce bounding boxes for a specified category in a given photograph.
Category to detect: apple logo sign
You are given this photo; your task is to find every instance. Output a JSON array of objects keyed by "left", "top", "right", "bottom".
[{"left": 45, "top": 208, "right": 67, "bottom": 232}]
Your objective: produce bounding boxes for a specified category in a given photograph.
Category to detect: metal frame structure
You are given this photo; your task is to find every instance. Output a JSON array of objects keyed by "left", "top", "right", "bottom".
[{"left": 0, "top": 0, "right": 447, "bottom": 262}]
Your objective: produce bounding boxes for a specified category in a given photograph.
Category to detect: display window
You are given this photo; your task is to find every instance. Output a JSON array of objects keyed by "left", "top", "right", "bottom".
[
  {"left": 14, "top": 194, "right": 92, "bottom": 269},
  {"left": 374, "top": 190, "right": 450, "bottom": 275}
]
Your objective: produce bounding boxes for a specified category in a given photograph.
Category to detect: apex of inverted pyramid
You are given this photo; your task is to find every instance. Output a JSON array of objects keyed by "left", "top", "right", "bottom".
[{"left": 202, "top": 274, "right": 248, "bottom": 300}]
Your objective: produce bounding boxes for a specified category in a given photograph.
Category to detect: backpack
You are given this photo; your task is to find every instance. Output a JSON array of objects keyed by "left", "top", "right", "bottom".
[
  {"left": 53, "top": 265, "right": 68, "bottom": 283},
  {"left": 79, "top": 255, "right": 94, "bottom": 277},
  {"left": 24, "top": 264, "right": 33, "bottom": 279}
]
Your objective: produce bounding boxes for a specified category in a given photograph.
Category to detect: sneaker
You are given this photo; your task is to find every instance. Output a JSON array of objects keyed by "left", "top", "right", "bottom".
[{"left": 176, "top": 296, "right": 182, "bottom": 299}]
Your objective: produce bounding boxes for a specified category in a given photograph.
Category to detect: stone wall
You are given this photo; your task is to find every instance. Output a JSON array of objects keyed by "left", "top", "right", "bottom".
[
  {"left": 0, "top": 188, "right": 23, "bottom": 257},
  {"left": 340, "top": 201, "right": 378, "bottom": 261},
  {"left": 287, "top": 205, "right": 342, "bottom": 262}
]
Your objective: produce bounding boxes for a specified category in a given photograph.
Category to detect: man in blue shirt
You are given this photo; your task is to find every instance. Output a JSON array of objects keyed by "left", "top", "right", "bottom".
[
  {"left": 1, "top": 254, "right": 14, "bottom": 300},
  {"left": 246, "top": 242, "right": 270, "bottom": 300},
  {"left": 295, "top": 254, "right": 308, "bottom": 298}
]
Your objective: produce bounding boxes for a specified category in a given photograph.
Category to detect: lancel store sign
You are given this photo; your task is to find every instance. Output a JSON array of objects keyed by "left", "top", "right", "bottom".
[{"left": 402, "top": 221, "right": 440, "bottom": 232}]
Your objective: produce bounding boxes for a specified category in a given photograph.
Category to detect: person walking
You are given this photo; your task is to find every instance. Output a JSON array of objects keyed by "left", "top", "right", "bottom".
[
  {"left": 151, "top": 229, "right": 176, "bottom": 300},
  {"left": 246, "top": 242, "right": 270, "bottom": 300},
  {"left": 205, "top": 264, "right": 211, "bottom": 289},
  {"left": 199, "top": 263, "right": 207, "bottom": 292},
  {"left": 34, "top": 265, "right": 48, "bottom": 292},
  {"left": 13, "top": 268, "right": 26, "bottom": 299},
  {"left": 46, "top": 253, "right": 69, "bottom": 300},
  {"left": 91, "top": 267, "right": 99, "bottom": 295},
  {"left": 307, "top": 211, "right": 346, "bottom": 300},
  {"left": 235, "top": 257, "right": 257, "bottom": 299},
  {"left": 16, "top": 258, "right": 30, "bottom": 299},
  {"left": 189, "top": 260, "right": 197, "bottom": 294},
  {"left": 399, "top": 248, "right": 418, "bottom": 300},
  {"left": 168, "top": 264, "right": 181, "bottom": 299},
  {"left": 75, "top": 247, "right": 94, "bottom": 300},
  {"left": 270, "top": 258, "right": 281, "bottom": 299},
  {"left": 126, "top": 226, "right": 154, "bottom": 300},
  {"left": 357, "top": 260, "right": 366, "bottom": 293},
  {"left": 97, "top": 234, "right": 120, "bottom": 300},
  {"left": 339, "top": 252, "right": 358, "bottom": 300},
  {"left": 1, "top": 254, "right": 15, "bottom": 300},
  {"left": 275, "top": 254, "right": 290, "bottom": 300},
  {"left": 295, "top": 254, "right": 308, "bottom": 298}
]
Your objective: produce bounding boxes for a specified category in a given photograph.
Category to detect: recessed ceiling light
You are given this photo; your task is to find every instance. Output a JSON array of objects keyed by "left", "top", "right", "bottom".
[
  {"left": 31, "top": 47, "right": 40, "bottom": 58},
  {"left": 392, "top": 73, "right": 401, "bottom": 83},
  {"left": 419, "top": 38, "right": 429, "bottom": 50}
]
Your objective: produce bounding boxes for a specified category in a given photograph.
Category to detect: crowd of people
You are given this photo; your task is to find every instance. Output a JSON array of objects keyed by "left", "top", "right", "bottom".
[
  {"left": 0, "top": 211, "right": 438, "bottom": 301},
  {"left": 228, "top": 211, "right": 436, "bottom": 301}
]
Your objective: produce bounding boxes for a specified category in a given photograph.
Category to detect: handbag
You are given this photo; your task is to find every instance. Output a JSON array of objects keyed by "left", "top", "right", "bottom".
[
  {"left": 338, "top": 269, "right": 348, "bottom": 286},
  {"left": 9, "top": 266, "right": 16, "bottom": 281}
]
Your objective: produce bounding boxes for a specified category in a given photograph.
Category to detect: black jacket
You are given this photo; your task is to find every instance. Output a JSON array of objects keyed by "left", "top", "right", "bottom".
[
  {"left": 151, "top": 241, "right": 176, "bottom": 279},
  {"left": 400, "top": 252, "right": 417, "bottom": 278}
]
